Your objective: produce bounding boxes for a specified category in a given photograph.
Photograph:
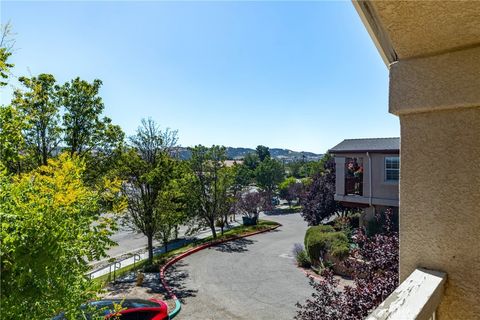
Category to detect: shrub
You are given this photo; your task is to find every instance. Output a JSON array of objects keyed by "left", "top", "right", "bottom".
[
  {"left": 292, "top": 243, "right": 311, "bottom": 268},
  {"left": 349, "top": 213, "right": 361, "bottom": 229},
  {"left": 304, "top": 225, "right": 349, "bottom": 265},
  {"left": 143, "top": 263, "right": 160, "bottom": 273},
  {"left": 296, "top": 208, "right": 399, "bottom": 320},
  {"left": 333, "top": 217, "right": 353, "bottom": 241},
  {"left": 296, "top": 250, "right": 311, "bottom": 268},
  {"left": 304, "top": 225, "right": 335, "bottom": 247}
]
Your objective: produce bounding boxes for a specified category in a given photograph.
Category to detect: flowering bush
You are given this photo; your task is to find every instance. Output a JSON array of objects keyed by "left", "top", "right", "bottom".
[{"left": 295, "top": 209, "right": 399, "bottom": 320}]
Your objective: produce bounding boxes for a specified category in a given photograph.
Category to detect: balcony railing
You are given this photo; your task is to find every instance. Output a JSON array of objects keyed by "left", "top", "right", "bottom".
[
  {"left": 345, "top": 176, "right": 363, "bottom": 196},
  {"left": 366, "top": 268, "right": 446, "bottom": 320}
]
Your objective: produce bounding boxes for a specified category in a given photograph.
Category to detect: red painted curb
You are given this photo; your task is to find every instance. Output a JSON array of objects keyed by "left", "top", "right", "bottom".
[{"left": 159, "top": 223, "right": 281, "bottom": 305}]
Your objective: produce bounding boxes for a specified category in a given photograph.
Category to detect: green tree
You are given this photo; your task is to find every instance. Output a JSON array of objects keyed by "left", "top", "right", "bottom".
[
  {"left": 279, "top": 176, "right": 298, "bottom": 206},
  {"left": 255, "top": 157, "right": 284, "bottom": 199},
  {"left": 13, "top": 74, "right": 61, "bottom": 166},
  {"left": 243, "top": 152, "right": 259, "bottom": 170},
  {"left": 216, "top": 165, "right": 236, "bottom": 234},
  {"left": 57, "top": 77, "right": 125, "bottom": 184},
  {"left": 121, "top": 119, "right": 178, "bottom": 263},
  {"left": 0, "top": 22, "right": 15, "bottom": 87},
  {"left": 256, "top": 145, "right": 271, "bottom": 162},
  {"left": 0, "top": 105, "right": 28, "bottom": 174},
  {"left": 58, "top": 78, "right": 110, "bottom": 156},
  {"left": 231, "top": 162, "right": 252, "bottom": 191},
  {"left": 286, "top": 160, "right": 304, "bottom": 178},
  {"left": 229, "top": 163, "right": 251, "bottom": 220},
  {"left": 0, "top": 154, "right": 123, "bottom": 319},
  {"left": 188, "top": 145, "right": 230, "bottom": 239},
  {"left": 155, "top": 162, "right": 188, "bottom": 252}
]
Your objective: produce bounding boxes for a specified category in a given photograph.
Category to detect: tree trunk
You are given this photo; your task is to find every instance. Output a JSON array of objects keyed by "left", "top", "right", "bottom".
[
  {"left": 210, "top": 223, "right": 217, "bottom": 239},
  {"left": 147, "top": 234, "right": 154, "bottom": 264}
]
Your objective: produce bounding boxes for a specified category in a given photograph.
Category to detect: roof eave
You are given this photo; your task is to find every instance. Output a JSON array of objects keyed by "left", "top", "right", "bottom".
[
  {"left": 352, "top": 0, "right": 398, "bottom": 67},
  {"left": 328, "top": 149, "right": 400, "bottom": 155}
]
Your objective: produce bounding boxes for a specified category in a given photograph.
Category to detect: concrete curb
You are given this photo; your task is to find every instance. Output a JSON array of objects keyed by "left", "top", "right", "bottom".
[{"left": 159, "top": 223, "right": 281, "bottom": 319}]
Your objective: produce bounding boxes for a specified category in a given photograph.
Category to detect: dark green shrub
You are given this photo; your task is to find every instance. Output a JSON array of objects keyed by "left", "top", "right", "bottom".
[
  {"left": 296, "top": 249, "right": 311, "bottom": 268},
  {"left": 349, "top": 213, "right": 361, "bottom": 229},
  {"left": 329, "top": 235, "right": 350, "bottom": 260},
  {"left": 142, "top": 263, "right": 160, "bottom": 273},
  {"left": 304, "top": 225, "right": 349, "bottom": 265},
  {"left": 292, "top": 243, "right": 311, "bottom": 268},
  {"left": 304, "top": 225, "right": 335, "bottom": 248}
]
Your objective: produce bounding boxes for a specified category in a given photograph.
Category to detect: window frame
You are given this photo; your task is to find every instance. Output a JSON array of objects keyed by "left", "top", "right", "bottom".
[{"left": 384, "top": 156, "right": 400, "bottom": 182}]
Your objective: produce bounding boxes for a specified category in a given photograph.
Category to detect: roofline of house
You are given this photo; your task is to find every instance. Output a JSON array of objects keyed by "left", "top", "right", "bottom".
[{"left": 328, "top": 149, "right": 400, "bottom": 155}]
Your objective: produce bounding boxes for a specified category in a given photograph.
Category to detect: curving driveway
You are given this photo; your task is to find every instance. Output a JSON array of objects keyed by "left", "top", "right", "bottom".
[{"left": 165, "top": 212, "right": 314, "bottom": 320}]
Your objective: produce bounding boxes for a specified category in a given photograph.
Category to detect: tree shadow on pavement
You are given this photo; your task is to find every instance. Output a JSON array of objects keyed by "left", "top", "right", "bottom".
[
  {"left": 164, "top": 260, "right": 198, "bottom": 303},
  {"left": 211, "top": 238, "right": 256, "bottom": 253},
  {"left": 263, "top": 208, "right": 301, "bottom": 216}
]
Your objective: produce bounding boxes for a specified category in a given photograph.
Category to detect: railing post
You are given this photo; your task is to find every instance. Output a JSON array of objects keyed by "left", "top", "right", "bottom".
[
  {"left": 133, "top": 254, "right": 141, "bottom": 270},
  {"left": 113, "top": 262, "right": 121, "bottom": 283}
]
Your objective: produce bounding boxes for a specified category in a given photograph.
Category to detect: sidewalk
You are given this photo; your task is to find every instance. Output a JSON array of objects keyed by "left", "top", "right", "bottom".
[{"left": 88, "top": 220, "right": 241, "bottom": 279}]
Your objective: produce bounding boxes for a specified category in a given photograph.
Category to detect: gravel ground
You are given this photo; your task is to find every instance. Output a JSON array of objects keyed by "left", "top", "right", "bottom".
[{"left": 101, "top": 272, "right": 176, "bottom": 312}]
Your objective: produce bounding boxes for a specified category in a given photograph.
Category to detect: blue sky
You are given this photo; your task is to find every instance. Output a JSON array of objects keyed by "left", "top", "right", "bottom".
[{"left": 1, "top": 1, "right": 398, "bottom": 154}]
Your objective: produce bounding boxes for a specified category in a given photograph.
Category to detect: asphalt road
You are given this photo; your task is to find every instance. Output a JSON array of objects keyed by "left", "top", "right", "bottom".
[{"left": 165, "top": 212, "right": 314, "bottom": 320}]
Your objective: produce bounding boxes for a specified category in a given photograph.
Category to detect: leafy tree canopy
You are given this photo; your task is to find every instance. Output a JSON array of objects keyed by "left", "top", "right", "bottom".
[
  {"left": 255, "top": 145, "right": 270, "bottom": 162},
  {"left": 0, "top": 154, "right": 124, "bottom": 319},
  {"left": 255, "top": 157, "right": 284, "bottom": 195}
]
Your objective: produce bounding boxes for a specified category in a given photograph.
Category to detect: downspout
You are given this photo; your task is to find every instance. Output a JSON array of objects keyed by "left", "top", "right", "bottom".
[{"left": 367, "top": 152, "right": 372, "bottom": 207}]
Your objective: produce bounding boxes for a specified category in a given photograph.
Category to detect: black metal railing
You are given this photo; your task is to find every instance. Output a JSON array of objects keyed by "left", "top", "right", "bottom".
[{"left": 345, "top": 177, "right": 363, "bottom": 196}]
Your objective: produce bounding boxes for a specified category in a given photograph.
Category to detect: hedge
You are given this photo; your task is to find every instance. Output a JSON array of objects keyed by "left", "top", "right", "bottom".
[{"left": 304, "top": 225, "right": 349, "bottom": 265}]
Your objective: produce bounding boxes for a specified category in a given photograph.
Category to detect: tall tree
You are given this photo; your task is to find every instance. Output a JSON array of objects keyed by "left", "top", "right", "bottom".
[
  {"left": 13, "top": 74, "right": 61, "bottom": 166},
  {"left": 256, "top": 145, "right": 271, "bottom": 162},
  {"left": 229, "top": 163, "right": 252, "bottom": 220},
  {"left": 188, "top": 145, "right": 230, "bottom": 239},
  {"left": 154, "top": 165, "right": 189, "bottom": 252},
  {"left": 83, "top": 117, "right": 125, "bottom": 185},
  {"left": 243, "top": 152, "right": 259, "bottom": 171},
  {"left": 0, "top": 22, "right": 15, "bottom": 87},
  {"left": 255, "top": 157, "right": 284, "bottom": 199},
  {"left": 0, "top": 154, "right": 122, "bottom": 319},
  {"left": 57, "top": 77, "right": 107, "bottom": 157},
  {"left": 279, "top": 177, "right": 302, "bottom": 207},
  {"left": 122, "top": 119, "right": 178, "bottom": 263},
  {"left": 0, "top": 105, "right": 28, "bottom": 174}
]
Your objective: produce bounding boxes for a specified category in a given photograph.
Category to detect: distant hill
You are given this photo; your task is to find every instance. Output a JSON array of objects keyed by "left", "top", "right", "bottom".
[{"left": 176, "top": 147, "right": 323, "bottom": 162}]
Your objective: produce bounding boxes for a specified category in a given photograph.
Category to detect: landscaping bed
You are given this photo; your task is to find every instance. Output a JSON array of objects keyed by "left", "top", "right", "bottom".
[{"left": 101, "top": 272, "right": 177, "bottom": 312}]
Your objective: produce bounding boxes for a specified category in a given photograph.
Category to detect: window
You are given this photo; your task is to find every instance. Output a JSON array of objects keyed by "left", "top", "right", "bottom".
[{"left": 385, "top": 156, "right": 399, "bottom": 182}]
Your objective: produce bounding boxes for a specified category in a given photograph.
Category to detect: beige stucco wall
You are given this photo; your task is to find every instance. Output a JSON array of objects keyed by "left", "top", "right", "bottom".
[
  {"left": 353, "top": 1, "right": 480, "bottom": 317},
  {"left": 400, "top": 107, "right": 480, "bottom": 319},
  {"left": 390, "top": 46, "right": 480, "bottom": 116},
  {"left": 369, "top": 153, "right": 399, "bottom": 202}
]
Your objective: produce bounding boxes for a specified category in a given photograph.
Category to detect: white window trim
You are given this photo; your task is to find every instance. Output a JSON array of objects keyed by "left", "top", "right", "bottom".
[{"left": 384, "top": 156, "right": 400, "bottom": 182}]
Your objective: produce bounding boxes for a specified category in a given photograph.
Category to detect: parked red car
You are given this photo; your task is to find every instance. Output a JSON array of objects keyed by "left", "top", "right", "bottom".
[{"left": 53, "top": 298, "right": 168, "bottom": 320}]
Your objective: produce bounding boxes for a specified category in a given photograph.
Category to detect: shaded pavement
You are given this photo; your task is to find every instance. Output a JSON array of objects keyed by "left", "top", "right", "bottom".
[{"left": 164, "top": 213, "right": 314, "bottom": 320}]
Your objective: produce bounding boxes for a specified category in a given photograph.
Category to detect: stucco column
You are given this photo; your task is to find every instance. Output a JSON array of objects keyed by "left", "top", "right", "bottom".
[{"left": 390, "top": 47, "right": 480, "bottom": 319}]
